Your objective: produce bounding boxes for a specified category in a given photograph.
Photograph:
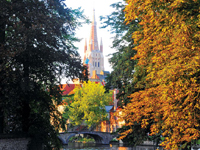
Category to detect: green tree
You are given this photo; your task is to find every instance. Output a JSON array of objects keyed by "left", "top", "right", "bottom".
[
  {"left": 100, "top": 1, "right": 138, "bottom": 106},
  {"left": 63, "top": 81, "right": 112, "bottom": 128},
  {"left": 0, "top": 0, "right": 88, "bottom": 149},
  {"left": 100, "top": 1, "right": 161, "bottom": 145}
]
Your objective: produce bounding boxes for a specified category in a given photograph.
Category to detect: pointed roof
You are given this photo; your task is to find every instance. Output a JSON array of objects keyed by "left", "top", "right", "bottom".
[
  {"left": 100, "top": 37, "right": 103, "bottom": 52},
  {"left": 60, "top": 84, "right": 82, "bottom": 95},
  {"left": 84, "top": 38, "right": 87, "bottom": 53},
  {"left": 89, "top": 9, "right": 99, "bottom": 51}
]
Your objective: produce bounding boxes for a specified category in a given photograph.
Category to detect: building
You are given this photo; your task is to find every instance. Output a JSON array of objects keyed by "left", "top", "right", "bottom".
[
  {"left": 83, "top": 9, "right": 109, "bottom": 83},
  {"left": 58, "top": 9, "right": 124, "bottom": 133}
]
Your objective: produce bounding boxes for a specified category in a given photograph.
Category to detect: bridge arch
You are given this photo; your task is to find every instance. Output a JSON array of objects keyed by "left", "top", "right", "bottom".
[
  {"left": 65, "top": 133, "right": 76, "bottom": 144},
  {"left": 77, "top": 132, "right": 104, "bottom": 144},
  {"left": 58, "top": 131, "right": 117, "bottom": 145}
]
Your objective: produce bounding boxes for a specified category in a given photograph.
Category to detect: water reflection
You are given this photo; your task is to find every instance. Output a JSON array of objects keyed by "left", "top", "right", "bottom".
[
  {"left": 61, "top": 143, "right": 200, "bottom": 150},
  {"left": 61, "top": 142, "right": 159, "bottom": 150}
]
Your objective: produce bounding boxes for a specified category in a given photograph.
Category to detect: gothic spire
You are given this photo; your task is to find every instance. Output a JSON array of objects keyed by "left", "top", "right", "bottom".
[
  {"left": 89, "top": 9, "right": 99, "bottom": 51},
  {"left": 84, "top": 38, "right": 87, "bottom": 53},
  {"left": 83, "top": 38, "right": 87, "bottom": 64},
  {"left": 100, "top": 37, "right": 103, "bottom": 52}
]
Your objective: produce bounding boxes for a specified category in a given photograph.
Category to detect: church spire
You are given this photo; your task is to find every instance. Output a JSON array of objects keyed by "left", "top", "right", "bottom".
[
  {"left": 100, "top": 37, "right": 103, "bottom": 52},
  {"left": 83, "top": 8, "right": 105, "bottom": 77},
  {"left": 84, "top": 38, "right": 87, "bottom": 53},
  {"left": 89, "top": 9, "right": 99, "bottom": 51},
  {"left": 83, "top": 38, "right": 87, "bottom": 64}
]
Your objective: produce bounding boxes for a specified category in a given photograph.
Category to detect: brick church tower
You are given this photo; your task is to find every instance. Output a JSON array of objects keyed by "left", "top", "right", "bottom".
[{"left": 83, "top": 9, "right": 104, "bottom": 77}]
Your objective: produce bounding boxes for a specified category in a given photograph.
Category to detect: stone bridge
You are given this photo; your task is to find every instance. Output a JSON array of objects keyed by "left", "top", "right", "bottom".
[{"left": 58, "top": 131, "right": 117, "bottom": 145}]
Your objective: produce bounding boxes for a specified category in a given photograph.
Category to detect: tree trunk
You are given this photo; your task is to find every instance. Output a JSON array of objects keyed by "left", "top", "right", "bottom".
[
  {"left": 0, "top": 108, "right": 4, "bottom": 133},
  {"left": 21, "top": 100, "right": 30, "bottom": 133},
  {"left": 0, "top": 15, "right": 6, "bottom": 133}
]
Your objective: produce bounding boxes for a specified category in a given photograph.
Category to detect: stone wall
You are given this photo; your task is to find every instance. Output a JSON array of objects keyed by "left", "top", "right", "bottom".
[{"left": 0, "top": 138, "right": 29, "bottom": 150}]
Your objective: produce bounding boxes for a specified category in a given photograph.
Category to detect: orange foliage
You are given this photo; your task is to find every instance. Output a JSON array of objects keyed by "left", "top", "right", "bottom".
[{"left": 120, "top": 0, "right": 200, "bottom": 149}]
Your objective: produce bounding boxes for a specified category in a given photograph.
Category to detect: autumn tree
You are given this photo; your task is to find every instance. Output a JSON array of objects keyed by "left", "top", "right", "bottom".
[
  {"left": 118, "top": 0, "right": 200, "bottom": 149},
  {"left": 0, "top": 0, "right": 87, "bottom": 149},
  {"left": 63, "top": 81, "right": 112, "bottom": 128},
  {"left": 100, "top": 1, "right": 155, "bottom": 145}
]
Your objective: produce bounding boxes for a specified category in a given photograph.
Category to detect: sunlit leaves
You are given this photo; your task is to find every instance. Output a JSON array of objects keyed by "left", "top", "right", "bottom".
[
  {"left": 119, "top": 0, "right": 200, "bottom": 149},
  {"left": 65, "top": 81, "right": 112, "bottom": 128}
]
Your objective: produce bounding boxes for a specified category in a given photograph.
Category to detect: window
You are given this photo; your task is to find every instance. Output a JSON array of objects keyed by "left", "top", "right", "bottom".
[
  {"left": 95, "top": 62, "right": 97, "bottom": 67},
  {"left": 98, "top": 62, "right": 100, "bottom": 67}
]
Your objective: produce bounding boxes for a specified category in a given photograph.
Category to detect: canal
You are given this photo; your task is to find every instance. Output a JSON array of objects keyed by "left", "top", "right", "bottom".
[{"left": 61, "top": 142, "right": 163, "bottom": 150}]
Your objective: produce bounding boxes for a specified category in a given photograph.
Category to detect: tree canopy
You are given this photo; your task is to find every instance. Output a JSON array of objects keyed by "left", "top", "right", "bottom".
[
  {"left": 63, "top": 81, "right": 112, "bottom": 128},
  {"left": 118, "top": 0, "right": 200, "bottom": 149},
  {"left": 100, "top": 1, "right": 157, "bottom": 145},
  {"left": 100, "top": 1, "right": 138, "bottom": 106},
  {"left": 0, "top": 0, "right": 87, "bottom": 149}
]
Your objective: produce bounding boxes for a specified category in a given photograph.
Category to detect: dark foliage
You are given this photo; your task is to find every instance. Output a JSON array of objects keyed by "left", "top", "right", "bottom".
[
  {"left": 0, "top": 0, "right": 88, "bottom": 149},
  {"left": 117, "top": 124, "right": 149, "bottom": 146}
]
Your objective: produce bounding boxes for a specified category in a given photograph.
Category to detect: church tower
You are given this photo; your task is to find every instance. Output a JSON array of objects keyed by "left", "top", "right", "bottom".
[{"left": 83, "top": 9, "right": 104, "bottom": 77}]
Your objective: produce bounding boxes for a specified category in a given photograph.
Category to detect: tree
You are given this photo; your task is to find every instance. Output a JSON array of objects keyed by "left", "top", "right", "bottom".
[
  {"left": 119, "top": 0, "right": 200, "bottom": 149},
  {"left": 0, "top": 0, "right": 88, "bottom": 149},
  {"left": 63, "top": 81, "right": 112, "bottom": 128},
  {"left": 100, "top": 1, "right": 154, "bottom": 145},
  {"left": 101, "top": 1, "right": 138, "bottom": 106}
]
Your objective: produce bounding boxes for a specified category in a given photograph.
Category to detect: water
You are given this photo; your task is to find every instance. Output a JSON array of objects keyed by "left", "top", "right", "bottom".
[{"left": 61, "top": 142, "right": 160, "bottom": 150}]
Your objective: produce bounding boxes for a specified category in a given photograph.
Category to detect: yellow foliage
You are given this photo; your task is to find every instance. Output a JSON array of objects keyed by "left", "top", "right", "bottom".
[
  {"left": 120, "top": 0, "right": 200, "bottom": 149},
  {"left": 68, "top": 81, "right": 112, "bottom": 128}
]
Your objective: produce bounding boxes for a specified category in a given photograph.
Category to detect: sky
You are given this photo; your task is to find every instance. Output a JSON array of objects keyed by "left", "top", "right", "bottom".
[{"left": 65, "top": 0, "right": 122, "bottom": 73}]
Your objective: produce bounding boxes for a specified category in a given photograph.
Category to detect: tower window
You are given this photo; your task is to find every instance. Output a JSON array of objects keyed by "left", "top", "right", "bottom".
[
  {"left": 95, "top": 62, "right": 97, "bottom": 67},
  {"left": 98, "top": 62, "right": 100, "bottom": 67}
]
